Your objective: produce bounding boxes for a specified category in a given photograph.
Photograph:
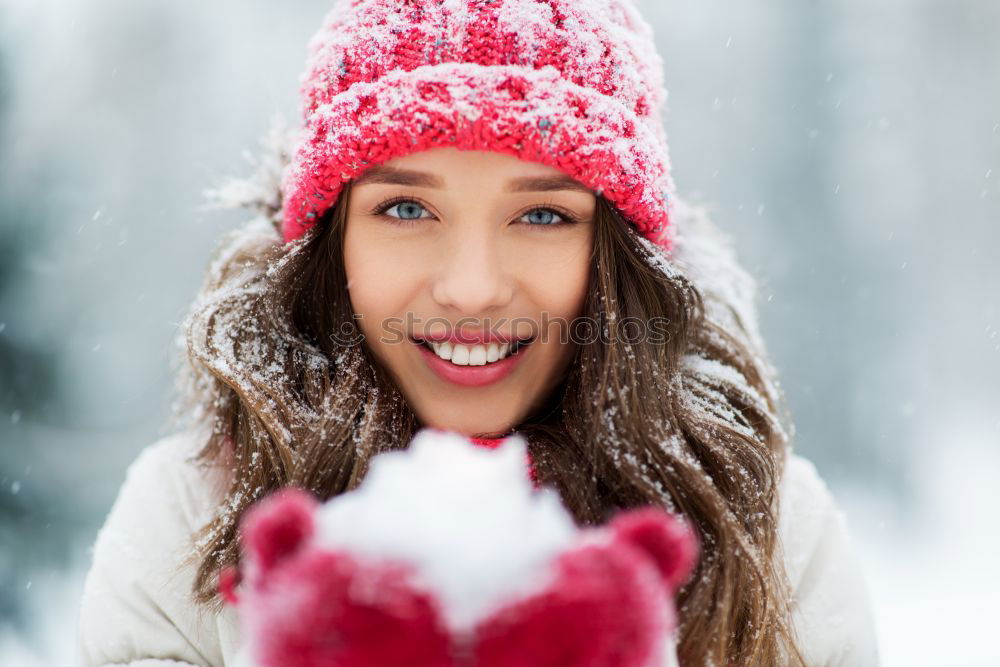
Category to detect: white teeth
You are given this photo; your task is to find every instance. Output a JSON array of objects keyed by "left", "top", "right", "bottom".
[
  {"left": 451, "top": 344, "right": 470, "bottom": 365},
  {"left": 468, "top": 345, "right": 487, "bottom": 365},
  {"left": 428, "top": 340, "right": 521, "bottom": 365}
]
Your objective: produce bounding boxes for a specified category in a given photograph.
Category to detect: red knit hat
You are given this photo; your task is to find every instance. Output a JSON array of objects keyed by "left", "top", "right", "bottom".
[{"left": 280, "top": 0, "right": 678, "bottom": 251}]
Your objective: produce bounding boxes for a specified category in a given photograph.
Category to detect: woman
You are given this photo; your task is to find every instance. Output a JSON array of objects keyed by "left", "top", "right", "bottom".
[{"left": 76, "top": 0, "right": 880, "bottom": 664}]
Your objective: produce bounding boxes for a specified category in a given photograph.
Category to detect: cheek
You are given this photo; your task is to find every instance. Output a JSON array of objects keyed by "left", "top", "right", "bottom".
[
  {"left": 515, "top": 239, "right": 592, "bottom": 324},
  {"left": 343, "top": 224, "right": 407, "bottom": 342}
]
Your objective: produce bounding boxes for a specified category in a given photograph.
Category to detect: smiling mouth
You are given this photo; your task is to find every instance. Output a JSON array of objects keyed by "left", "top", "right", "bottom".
[{"left": 410, "top": 336, "right": 535, "bottom": 366}]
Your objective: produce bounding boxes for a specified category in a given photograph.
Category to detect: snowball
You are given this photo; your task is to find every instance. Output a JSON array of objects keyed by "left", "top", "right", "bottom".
[{"left": 311, "top": 427, "right": 578, "bottom": 633}]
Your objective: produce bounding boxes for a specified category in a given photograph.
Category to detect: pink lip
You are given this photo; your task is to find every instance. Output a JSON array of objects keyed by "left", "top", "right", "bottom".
[
  {"left": 414, "top": 329, "right": 533, "bottom": 346},
  {"left": 414, "top": 339, "right": 531, "bottom": 387}
]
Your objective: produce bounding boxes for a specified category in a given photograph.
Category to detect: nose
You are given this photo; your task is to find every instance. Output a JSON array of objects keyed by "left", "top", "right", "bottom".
[{"left": 431, "top": 225, "right": 514, "bottom": 316}]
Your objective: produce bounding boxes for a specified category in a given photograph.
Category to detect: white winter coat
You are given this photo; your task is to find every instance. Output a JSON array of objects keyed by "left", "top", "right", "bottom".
[{"left": 74, "top": 422, "right": 881, "bottom": 666}]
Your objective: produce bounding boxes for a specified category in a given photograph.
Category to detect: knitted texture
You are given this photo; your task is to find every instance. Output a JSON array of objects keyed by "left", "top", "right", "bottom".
[{"left": 280, "top": 0, "right": 677, "bottom": 250}]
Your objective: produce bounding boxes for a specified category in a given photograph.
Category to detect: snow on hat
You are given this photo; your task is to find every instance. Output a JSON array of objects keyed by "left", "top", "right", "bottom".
[{"left": 280, "top": 0, "right": 678, "bottom": 251}]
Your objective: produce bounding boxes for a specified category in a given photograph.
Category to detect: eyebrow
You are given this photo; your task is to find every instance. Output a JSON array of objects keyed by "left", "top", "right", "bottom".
[{"left": 352, "top": 165, "right": 593, "bottom": 194}]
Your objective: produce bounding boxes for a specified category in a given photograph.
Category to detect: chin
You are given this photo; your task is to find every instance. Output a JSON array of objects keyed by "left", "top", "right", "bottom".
[{"left": 416, "top": 410, "right": 519, "bottom": 438}]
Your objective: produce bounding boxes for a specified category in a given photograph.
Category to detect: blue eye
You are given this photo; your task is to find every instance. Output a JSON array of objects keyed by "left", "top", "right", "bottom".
[
  {"left": 383, "top": 201, "right": 430, "bottom": 221},
  {"left": 522, "top": 209, "right": 563, "bottom": 226}
]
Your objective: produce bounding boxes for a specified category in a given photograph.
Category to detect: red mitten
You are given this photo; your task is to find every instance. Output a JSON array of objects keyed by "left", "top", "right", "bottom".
[
  {"left": 473, "top": 507, "right": 698, "bottom": 667},
  {"left": 226, "top": 487, "right": 453, "bottom": 667},
  {"left": 222, "top": 429, "right": 699, "bottom": 667}
]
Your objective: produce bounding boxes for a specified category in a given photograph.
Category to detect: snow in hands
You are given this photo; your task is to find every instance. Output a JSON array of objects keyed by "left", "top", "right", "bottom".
[{"left": 226, "top": 427, "right": 698, "bottom": 667}]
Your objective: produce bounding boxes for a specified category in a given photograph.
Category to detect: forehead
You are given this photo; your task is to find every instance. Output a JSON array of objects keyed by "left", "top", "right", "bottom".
[{"left": 354, "top": 148, "right": 593, "bottom": 195}]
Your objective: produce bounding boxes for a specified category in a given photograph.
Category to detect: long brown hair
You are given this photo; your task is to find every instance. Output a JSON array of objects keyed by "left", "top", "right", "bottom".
[{"left": 171, "top": 131, "right": 805, "bottom": 665}]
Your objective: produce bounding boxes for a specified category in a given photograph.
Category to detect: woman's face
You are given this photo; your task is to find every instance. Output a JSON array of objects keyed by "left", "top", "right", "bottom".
[{"left": 343, "top": 147, "right": 596, "bottom": 437}]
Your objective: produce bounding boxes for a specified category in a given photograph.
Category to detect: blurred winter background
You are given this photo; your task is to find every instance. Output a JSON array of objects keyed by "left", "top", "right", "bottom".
[{"left": 0, "top": 0, "right": 996, "bottom": 664}]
